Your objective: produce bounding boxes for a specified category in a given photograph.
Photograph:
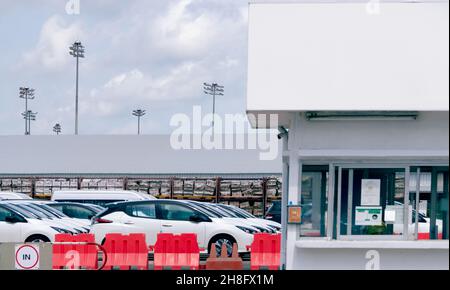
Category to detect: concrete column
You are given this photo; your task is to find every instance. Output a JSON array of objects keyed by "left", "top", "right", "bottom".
[{"left": 285, "top": 113, "right": 302, "bottom": 269}]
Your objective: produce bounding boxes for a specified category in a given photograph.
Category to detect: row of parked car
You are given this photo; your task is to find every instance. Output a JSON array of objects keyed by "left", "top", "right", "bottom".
[{"left": 0, "top": 191, "right": 282, "bottom": 255}]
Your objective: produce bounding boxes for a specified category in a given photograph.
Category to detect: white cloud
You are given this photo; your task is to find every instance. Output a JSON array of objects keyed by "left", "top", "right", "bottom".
[
  {"left": 83, "top": 61, "right": 208, "bottom": 117},
  {"left": 19, "top": 15, "right": 83, "bottom": 71},
  {"left": 151, "top": 0, "right": 216, "bottom": 57},
  {"left": 1, "top": 0, "right": 250, "bottom": 135}
]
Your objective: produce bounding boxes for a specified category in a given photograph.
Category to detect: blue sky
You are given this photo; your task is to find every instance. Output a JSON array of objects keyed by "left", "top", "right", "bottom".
[{"left": 0, "top": 0, "right": 249, "bottom": 135}]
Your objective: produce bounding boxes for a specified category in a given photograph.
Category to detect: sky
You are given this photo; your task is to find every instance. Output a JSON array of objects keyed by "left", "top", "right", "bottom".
[{"left": 0, "top": 0, "right": 250, "bottom": 135}]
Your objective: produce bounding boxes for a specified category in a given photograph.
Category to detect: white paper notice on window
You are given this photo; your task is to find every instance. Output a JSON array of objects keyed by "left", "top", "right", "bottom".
[{"left": 361, "top": 179, "right": 381, "bottom": 206}]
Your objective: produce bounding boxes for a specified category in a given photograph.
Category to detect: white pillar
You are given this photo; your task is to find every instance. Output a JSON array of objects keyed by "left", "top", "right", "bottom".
[
  {"left": 280, "top": 137, "right": 289, "bottom": 269},
  {"left": 285, "top": 113, "right": 302, "bottom": 269}
]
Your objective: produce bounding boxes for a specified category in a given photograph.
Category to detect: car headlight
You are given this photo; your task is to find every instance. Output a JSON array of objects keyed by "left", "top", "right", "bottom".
[
  {"left": 51, "top": 227, "right": 72, "bottom": 234},
  {"left": 236, "top": 226, "right": 258, "bottom": 234}
]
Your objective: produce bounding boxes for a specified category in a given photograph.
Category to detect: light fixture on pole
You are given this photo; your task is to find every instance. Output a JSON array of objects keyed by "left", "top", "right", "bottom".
[
  {"left": 19, "top": 87, "right": 35, "bottom": 135},
  {"left": 203, "top": 82, "right": 224, "bottom": 134},
  {"left": 53, "top": 123, "right": 62, "bottom": 135},
  {"left": 69, "top": 41, "right": 85, "bottom": 135},
  {"left": 21, "top": 110, "right": 37, "bottom": 135},
  {"left": 132, "top": 109, "right": 146, "bottom": 135}
]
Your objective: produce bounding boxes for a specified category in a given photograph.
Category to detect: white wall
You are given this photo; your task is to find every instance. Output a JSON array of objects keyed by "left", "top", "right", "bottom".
[
  {"left": 247, "top": 1, "right": 449, "bottom": 112},
  {"left": 297, "top": 111, "right": 449, "bottom": 152},
  {"left": 0, "top": 135, "right": 281, "bottom": 175}
]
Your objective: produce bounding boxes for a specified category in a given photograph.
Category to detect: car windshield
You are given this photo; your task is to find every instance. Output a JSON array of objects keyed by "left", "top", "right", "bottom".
[
  {"left": 9, "top": 204, "right": 48, "bottom": 219},
  {"left": 12, "top": 203, "right": 54, "bottom": 219},
  {"left": 187, "top": 203, "right": 222, "bottom": 218},
  {"left": 198, "top": 204, "right": 230, "bottom": 218},
  {"left": 6, "top": 204, "right": 37, "bottom": 219},
  {"left": 38, "top": 204, "right": 70, "bottom": 218},
  {"left": 24, "top": 203, "right": 65, "bottom": 218},
  {"left": 209, "top": 205, "right": 241, "bottom": 218},
  {"left": 86, "top": 204, "right": 104, "bottom": 212},
  {"left": 270, "top": 201, "right": 281, "bottom": 211},
  {"left": 221, "top": 205, "right": 255, "bottom": 218}
]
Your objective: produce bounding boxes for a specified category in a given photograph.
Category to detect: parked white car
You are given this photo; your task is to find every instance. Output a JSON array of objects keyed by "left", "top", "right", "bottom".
[
  {"left": 1, "top": 201, "right": 90, "bottom": 233},
  {"left": 51, "top": 190, "right": 156, "bottom": 206},
  {"left": 214, "top": 203, "right": 282, "bottom": 232},
  {"left": 0, "top": 203, "right": 74, "bottom": 243},
  {"left": 0, "top": 192, "right": 32, "bottom": 200},
  {"left": 91, "top": 199, "right": 256, "bottom": 256},
  {"left": 188, "top": 201, "right": 278, "bottom": 233}
]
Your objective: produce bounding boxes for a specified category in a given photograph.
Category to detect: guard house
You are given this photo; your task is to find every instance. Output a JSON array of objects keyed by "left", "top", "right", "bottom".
[{"left": 247, "top": 1, "right": 449, "bottom": 269}]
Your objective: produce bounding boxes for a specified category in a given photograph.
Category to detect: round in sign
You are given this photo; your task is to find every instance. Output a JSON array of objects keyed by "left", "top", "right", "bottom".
[{"left": 15, "top": 245, "right": 40, "bottom": 270}]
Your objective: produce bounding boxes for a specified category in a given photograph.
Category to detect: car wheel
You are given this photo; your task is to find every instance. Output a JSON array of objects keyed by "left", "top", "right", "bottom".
[
  {"left": 208, "top": 235, "right": 236, "bottom": 257},
  {"left": 25, "top": 235, "right": 50, "bottom": 243}
]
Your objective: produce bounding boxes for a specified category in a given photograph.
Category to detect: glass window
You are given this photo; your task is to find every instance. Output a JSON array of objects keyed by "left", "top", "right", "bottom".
[
  {"left": 159, "top": 203, "right": 195, "bottom": 221},
  {"left": 126, "top": 203, "right": 156, "bottom": 219},
  {"left": 299, "top": 166, "right": 329, "bottom": 238},
  {"left": 5, "top": 204, "right": 36, "bottom": 219},
  {"left": 49, "top": 204, "right": 64, "bottom": 212},
  {"left": 0, "top": 207, "right": 13, "bottom": 221},
  {"left": 337, "top": 167, "right": 406, "bottom": 238},
  {"left": 63, "top": 205, "right": 96, "bottom": 219},
  {"left": 409, "top": 167, "right": 449, "bottom": 240}
]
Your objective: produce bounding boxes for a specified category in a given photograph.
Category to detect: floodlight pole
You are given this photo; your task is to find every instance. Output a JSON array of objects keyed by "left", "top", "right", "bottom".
[
  {"left": 137, "top": 114, "right": 141, "bottom": 135},
  {"left": 22, "top": 110, "right": 37, "bottom": 135},
  {"left": 75, "top": 54, "right": 79, "bottom": 135},
  {"left": 70, "top": 41, "right": 85, "bottom": 135},
  {"left": 132, "top": 109, "right": 146, "bottom": 135},
  {"left": 203, "top": 82, "right": 224, "bottom": 135},
  {"left": 25, "top": 93, "right": 28, "bottom": 134},
  {"left": 53, "top": 123, "right": 62, "bottom": 135},
  {"left": 19, "top": 87, "right": 35, "bottom": 135}
]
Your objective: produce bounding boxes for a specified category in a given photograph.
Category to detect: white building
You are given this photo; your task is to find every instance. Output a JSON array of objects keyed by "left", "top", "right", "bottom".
[{"left": 247, "top": 0, "right": 449, "bottom": 269}]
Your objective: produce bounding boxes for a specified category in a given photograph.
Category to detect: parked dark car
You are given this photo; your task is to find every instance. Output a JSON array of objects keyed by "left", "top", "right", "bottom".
[{"left": 265, "top": 201, "right": 281, "bottom": 223}]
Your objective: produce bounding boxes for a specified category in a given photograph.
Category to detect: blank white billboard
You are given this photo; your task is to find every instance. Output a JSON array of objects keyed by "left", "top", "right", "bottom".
[{"left": 247, "top": 1, "right": 449, "bottom": 112}]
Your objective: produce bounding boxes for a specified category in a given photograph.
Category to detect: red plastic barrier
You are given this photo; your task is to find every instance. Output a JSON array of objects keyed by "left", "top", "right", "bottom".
[
  {"left": 52, "top": 233, "right": 97, "bottom": 270},
  {"left": 418, "top": 233, "right": 443, "bottom": 240},
  {"left": 102, "top": 233, "right": 148, "bottom": 270},
  {"left": 151, "top": 233, "right": 200, "bottom": 270},
  {"left": 247, "top": 233, "right": 281, "bottom": 270}
]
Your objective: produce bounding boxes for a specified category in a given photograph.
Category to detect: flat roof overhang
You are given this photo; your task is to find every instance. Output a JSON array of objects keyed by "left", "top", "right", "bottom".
[{"left": 246, "top": 1, "right": 449, "bottom": 128}]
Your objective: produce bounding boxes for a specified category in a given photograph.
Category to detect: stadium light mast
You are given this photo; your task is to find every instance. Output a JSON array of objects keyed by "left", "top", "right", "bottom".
[
  {"left": 22, "top": 110, "right": 37, "bottom": 135},
  {"left": 19, "top": 87, "right": 35, "bottom": 135},
  {"left": 53, "top": 123, "right": 62, "bottom": 135},
  {"left": 132, "top": 109, "right": 146, "bottom": 135},
  {"left": 203, "top": 82, "right": 224, "bottom": 134},
  {"left": 69, "top": 41, "right": 85, "bottom": 135}
]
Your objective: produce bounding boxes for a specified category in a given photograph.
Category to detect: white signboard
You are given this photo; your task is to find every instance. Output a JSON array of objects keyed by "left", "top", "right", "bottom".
[
  {"left": 355, "top": 206, "right": 382, "bottom": 226},
  {"left": 384, "top": 205, "right": 403, "bottom": 224},
  {"left": 361, "top": 179, "right": 381, "bottom": 206},
  {"left": 15, "top": 244, "right": 40, "bottom": 270}
]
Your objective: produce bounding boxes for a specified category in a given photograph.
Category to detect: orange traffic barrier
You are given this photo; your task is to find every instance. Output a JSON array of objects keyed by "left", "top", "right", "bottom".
[
  {"left": 151, "top": 233, "right": 200, "bottom": 270},
  {"left": 206, "top": 243, "right": 243, "bottom": 270},
  {"left": 102, "top": 233, "right": 148, "bottom": 270},
  {"left": 247, "top": 233, "right": 281, "bottom": 270},
  {"left": 52, "top": 233, "right": 97, "bottom": 270}
]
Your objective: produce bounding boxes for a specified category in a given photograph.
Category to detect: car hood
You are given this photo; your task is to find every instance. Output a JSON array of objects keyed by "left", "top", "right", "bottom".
[{"left": 246, "top": 218, "right": 281, "bottom": 230}]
